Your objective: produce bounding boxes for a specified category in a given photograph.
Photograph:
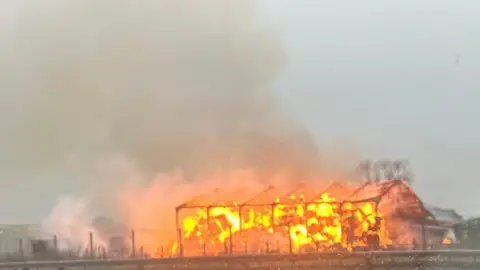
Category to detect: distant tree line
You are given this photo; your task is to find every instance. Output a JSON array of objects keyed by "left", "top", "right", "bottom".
[{"left": 356, "top": 159, "right": 414, "bottom": 184}]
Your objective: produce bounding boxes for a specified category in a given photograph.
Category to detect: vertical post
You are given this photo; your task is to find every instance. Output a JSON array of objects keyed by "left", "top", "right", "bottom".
[
  {"left": 304, "top": 203, "right": 309, "bottom": 228},
  {"left": 271, "top": 204, "right": 276, "bottom": 229},
  {"left": 89, "top": 232, "right": 94, "bottom": 258},
  {"left": 228, "top": 226, "right": 233, "bottom": 255},
  {"left": 339, "top": 202, "right": 344, "bottom": 247},
  {"left": 0, "top": 230, "right": 3, "bottom": 254},
  {"left": 131, "top": 230, "right": 136, "bottom": 258},
  {"left": 206, "top": 206, "right": 211, "bottom": 230},
  {"left": 288, "top": 225, "right": 293, "bottom": 254},
  {"left": 374, "top": 217, "right": 381, "bottom": 250},
  {"left": 421, "top": 223, "right": 427, "bottom": 250},
  {"left": 177, "top": 229, "right": 183, "bottom": 256},
  {"left": 53, "top": 235, "right": 58, "bottom": 252},
  {"left": 374, "top": 200, "right": 380, "bottom": 250},
  {"left": 18, "top": 238, "right": 24, "bottom": 260},
  {"left": 238, "top": 206, "right": 243, "bottom": 231},
  {"left": 206, "top": 206, "right": 211, "bottom": 256},
  {"left": 304, "top": 203, "right": 309, "bottom": 248},
  {"left": 175, "top": 207, "right": 183, "bottom": 257},
  {"left": 349, "top": 216, "right": 355, "bottom": 249},
  {"left": 238, "top": 206, "right": 243, "bottom": 256}
]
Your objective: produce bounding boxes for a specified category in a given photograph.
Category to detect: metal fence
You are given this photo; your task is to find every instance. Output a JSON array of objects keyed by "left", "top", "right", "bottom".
[
  {"left": 0, "top": 227, "right": 460, "bottom": 264},
  {"left": 0, "top": 250, "right": 479, "bottom": 270}
]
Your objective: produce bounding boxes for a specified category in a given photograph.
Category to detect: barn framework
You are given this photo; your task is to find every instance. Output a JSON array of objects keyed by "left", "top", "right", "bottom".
[{"left": 174, "top": 180, "right": 461, "bottom": 256}]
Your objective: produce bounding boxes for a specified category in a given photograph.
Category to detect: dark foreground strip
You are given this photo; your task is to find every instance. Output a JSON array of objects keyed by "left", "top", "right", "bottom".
[{"left": 0, "top": 250, "right": 479, "bottom": 269}]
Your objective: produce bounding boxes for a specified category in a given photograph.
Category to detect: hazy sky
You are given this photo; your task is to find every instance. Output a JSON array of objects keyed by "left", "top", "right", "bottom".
[
  {"left": 2, "top": 0, "right": 480, "bottom": 223},
  {"left": 262, "top": 0, "right": 480, "bottom": 217}
]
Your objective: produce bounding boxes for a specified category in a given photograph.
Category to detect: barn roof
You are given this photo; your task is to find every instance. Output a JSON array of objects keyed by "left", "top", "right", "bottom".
[
  {"left": 177, "top": 179, "right": 463, "bottom": 225},
  {"left": 423, "top": 203, "right": 463, "bottom": 223}
]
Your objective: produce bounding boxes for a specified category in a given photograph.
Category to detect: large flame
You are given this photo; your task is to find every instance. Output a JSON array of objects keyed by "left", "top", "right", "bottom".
[{"left": 176, "top": 183, "right": 393, "bottom": 256}]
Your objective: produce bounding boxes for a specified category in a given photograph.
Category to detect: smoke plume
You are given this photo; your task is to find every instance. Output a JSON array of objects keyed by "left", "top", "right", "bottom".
[
  {"left": 0, "top": 0, "right": 359, "bottom": 253},
  {"left": 0, "top": 0, "right": 322, "bottom": 179}
]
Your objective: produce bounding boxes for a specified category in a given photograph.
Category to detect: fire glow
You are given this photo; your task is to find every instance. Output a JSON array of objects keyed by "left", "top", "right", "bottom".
[{"left": 172, "top": 182, "right": 402, "bottom": 256}]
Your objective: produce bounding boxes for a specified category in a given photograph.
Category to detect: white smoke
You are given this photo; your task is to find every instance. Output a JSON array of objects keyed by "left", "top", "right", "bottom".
[
  {"left": 0, "top": 0, "right": 362, "bottom": 253},
  {"left": 41, "top": 196, "right": 104, "bottom": 251}
]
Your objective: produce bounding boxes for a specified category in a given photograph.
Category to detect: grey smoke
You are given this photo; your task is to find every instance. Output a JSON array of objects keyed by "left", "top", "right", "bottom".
[{"left": 0, "top": 0, "right": 322, "bottom": 185}]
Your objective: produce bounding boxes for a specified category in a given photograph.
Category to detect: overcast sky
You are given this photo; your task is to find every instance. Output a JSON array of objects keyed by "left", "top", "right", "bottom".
[
  {"left": 2, "top": 0, "right": 480, "bottom": 223},
  {"left": 264, "top": 0, "right": 480, "bottom": 217}
]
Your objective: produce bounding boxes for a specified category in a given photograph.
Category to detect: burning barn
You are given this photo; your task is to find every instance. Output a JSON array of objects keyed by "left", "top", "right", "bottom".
[{"left": 173, "top": 179, "right": 462, "bottom": 256}]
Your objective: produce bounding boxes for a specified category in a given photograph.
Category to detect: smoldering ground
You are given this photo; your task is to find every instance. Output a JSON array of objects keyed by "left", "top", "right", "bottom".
[{"left": 0, "top": 0, "right": 360, "bottom": 251}]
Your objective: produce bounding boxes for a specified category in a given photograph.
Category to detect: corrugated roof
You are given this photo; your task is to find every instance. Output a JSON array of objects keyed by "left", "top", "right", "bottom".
[
  {"left": 347, "top": 180, "right": 463, "bottom": 223},
  {"left": 423, "top": 204, "right": 463, "bottom": 223}
]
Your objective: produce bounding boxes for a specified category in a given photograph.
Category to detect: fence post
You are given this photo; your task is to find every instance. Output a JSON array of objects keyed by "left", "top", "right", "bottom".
[
  {"left": 175, "top": 207, "right": 184, "bottom": 257},
  {"left": 89, "top": 232, "right": 94, "bottom": 258},
  {"left": 53, "top": 235, "right": 58, "bottom": 251},
  {"left": 19, "top": 238, "right": 24, "bottom": 260},
  {"left": 131, "top": 230, "right": 136, "bottom": 258},
  {"left": 102, "top": 247, "right": 107, "bottom": 259},
  {"left": 177, "top": 228, "right": 183, "bottom": 257},
  {"left": 421, "top": 223, "right": 427, "bottom": 250}
]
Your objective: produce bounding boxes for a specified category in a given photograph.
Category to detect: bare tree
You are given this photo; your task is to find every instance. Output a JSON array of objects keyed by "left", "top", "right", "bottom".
[
  {"left": 355, "top": 159, "right": 414, "bottom": 184},
  {"left": 356, "top": 160, "right": 372, "bottom": 183}
]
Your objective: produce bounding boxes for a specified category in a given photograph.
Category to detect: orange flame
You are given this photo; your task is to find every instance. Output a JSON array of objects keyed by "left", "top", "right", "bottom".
[
  {"left": 177, "top": 185, "right": 393, "bottom": 255},
  {"left": 442, "top": 238, "right": 452, "bottom": 245}
]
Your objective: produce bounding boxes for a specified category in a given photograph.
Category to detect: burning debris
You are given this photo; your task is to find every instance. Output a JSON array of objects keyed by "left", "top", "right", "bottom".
[{"left": 172, "top": 180, "right": 430, "bottom": 256}]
